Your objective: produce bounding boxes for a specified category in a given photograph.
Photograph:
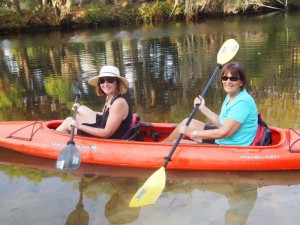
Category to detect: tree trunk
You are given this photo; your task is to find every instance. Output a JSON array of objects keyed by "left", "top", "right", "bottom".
[
  {"left": 53, "top": 0, "right": 73, "bottom": 20},
  {"left": 42, "top": 0, "right": 49, "bottom": 9},
  {"left": 10, "top": 0, "right": 22, "bottom": 15}
]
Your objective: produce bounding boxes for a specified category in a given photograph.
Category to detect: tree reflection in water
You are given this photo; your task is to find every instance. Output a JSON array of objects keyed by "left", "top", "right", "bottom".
[{"left": 2, "top": 148, "right": 300, "bottom": 224}]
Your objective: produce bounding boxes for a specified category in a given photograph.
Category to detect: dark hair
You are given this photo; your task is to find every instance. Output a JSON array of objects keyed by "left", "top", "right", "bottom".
[{"left": 220, "top": 62, "right": 248, "bottom": 90}]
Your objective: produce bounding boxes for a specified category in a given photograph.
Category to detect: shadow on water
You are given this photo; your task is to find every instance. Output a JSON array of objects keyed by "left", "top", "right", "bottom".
[
  {"left": 65, "top": 177, "right": 89, "bottom": 225},
  {"left": 1, "top": 147, "right": 300, "bottom": 224}
]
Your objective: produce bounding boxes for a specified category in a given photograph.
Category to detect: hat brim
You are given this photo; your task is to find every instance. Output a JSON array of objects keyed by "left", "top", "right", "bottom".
[{"left": 88, "top": 75, "right": 129, "bottom": 90}]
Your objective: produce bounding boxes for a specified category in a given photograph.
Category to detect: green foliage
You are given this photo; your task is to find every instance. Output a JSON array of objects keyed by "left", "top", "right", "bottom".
[
  {"left": 210, "top": 0, "right": 223, "bottom": 13},
  {"left": 0, "top": 0, "right": 300, "bottom": 32},
  {"left": 119, "top": 4, "right": 139, "bottom": 25},
  {"left": 0, "top": 164, "right": 51, "bottom": 184},
  {"left": 85, "top": 9, "right": 101, "bottom": 22},
  {"left": 0, "top": 81, "right": 23, "bottom": 109},
  {"left": 154, "top": 0, "right": 173, "bottom": 17},
  {"left": 0, "top": 92, "right": 11, "bottom": 107},
  {"left": 85, "top": 7, "right": 115, "bottom": 25},
  {"left": 138, "top": 1, "right": 173, "bottom": 24},
  {"left": 172, "top": 0, "right": 185, "bottom": 15},
  {"left": 0, "top": 162, "right": 79, "bottom": 185},
  {"left": 44, "top": 76, "right": 70, "bottom": 103},
  {"left": 0, "top": 0, "right": 12, "bottom": 7}
]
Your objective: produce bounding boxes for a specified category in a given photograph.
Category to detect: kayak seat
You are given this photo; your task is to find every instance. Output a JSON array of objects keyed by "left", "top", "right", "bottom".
[
  {"left": 130, "top": 113, "right": 140, "bottom": 129},
  {"left": 132, "top": 122, "right": 172, "bottom": 142},
  {"left": 122, "top": 114, "right": 144, "bottom": 141},
  {"left": 251, "top": 113, "right": 272, "bottom": 146}
]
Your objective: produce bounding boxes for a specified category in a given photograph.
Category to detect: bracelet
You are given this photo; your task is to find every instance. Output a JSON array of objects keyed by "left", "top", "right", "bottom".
[{"left": 192, "top": 130, "right": 198, "bottom": 138}]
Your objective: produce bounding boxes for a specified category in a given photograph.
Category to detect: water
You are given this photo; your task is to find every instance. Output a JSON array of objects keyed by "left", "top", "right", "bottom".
[{"left": 0, "top": 11, "right": 300, "bottom": 225}]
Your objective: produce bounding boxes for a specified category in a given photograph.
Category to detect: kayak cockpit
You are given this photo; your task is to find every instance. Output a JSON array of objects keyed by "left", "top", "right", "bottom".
[
  {"left": 44, "top": 120, "right": 286, "bottom": 146},
  {"left": 44, "top": 120, "right": 175, "bottom": 142}
]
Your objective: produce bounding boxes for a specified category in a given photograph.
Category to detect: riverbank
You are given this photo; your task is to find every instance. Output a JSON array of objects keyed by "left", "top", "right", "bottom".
[{"left": 0, "top": 0, "right": 300, "bottom": 34}]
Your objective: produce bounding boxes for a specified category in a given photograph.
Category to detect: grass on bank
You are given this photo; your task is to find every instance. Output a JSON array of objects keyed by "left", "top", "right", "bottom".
[{"left": 0, "top": 0, "right": 299, "bottom": 33}]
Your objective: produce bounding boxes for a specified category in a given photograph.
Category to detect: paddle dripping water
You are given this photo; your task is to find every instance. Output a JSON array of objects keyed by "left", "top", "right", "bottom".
[{"left": 129, "top": 39, "right": 240, "bottom": 207}]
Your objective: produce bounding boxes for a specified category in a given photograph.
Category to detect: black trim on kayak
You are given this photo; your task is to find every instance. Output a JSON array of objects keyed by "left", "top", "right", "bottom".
[
  {"left": 289, "top": 128, "right": 300, "bottom": 153},
  {"left": 6, "top": 121, "right": 42, "bottom": 141}
]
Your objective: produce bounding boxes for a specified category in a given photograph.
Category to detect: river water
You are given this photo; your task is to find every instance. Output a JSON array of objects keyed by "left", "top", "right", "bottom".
[{"left": 0, "top": 11, "right": 300, "bottom": 225}]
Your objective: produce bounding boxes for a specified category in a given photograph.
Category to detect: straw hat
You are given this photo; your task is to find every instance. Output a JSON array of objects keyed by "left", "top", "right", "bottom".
[{"left": 88, "top": 65, "right": 129, "bottom": 90}]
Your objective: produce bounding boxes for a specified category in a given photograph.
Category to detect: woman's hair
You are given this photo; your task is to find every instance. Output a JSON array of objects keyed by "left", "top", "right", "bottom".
[
  {"left": 220, "top": 62, "right": 248, "bottom": 90},
  {"left": 96, "top": 79, "right": 127, "bottom": 96}
]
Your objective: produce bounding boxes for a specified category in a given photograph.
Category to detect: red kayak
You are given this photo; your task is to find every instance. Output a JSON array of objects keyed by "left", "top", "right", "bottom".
[{"left": 0, "top": 119, "right": 300, "bottom": 170}]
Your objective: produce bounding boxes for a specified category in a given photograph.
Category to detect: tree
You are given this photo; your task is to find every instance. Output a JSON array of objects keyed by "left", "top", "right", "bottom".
[
  {"left": 10, "top": 0, "right": 22, "bottom": 14},
  {"left": 52, "top": 0, "right": 72, "bottom": 20}
]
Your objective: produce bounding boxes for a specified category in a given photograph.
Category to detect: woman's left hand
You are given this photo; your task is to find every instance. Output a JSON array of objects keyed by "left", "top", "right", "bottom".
[
  {"left": 72, "top": 103, "right": 80, "bottom": 111},
  {"left": 179, "top": 125, "right": 188, "bottom": 135},
  {"left": 194, "top": 95, "right": 205, "bottom": 109},
  {"left": 70, "top": 119, "right": 81, "bottom": 129}
]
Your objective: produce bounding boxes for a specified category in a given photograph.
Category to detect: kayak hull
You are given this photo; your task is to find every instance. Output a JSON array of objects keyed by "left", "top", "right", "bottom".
[{"left": 1, "top": 120, "right": 300, "bottom": 170}]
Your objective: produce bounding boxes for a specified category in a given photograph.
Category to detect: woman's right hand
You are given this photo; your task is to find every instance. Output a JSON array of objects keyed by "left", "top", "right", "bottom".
[
  {"left": 72, "top": 103, "right": 80, "bottom": 110},
  {"left": 194, "top": 95, "right": 205, "bottom": 109}
]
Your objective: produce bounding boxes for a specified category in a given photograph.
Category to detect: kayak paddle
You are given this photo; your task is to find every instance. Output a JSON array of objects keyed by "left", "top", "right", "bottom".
[
  {"left": 129, "top": 38, "right": 239, "bottom": 207},
  {"left": 56, "top": 81, "right": 82, "bottom": 170}
]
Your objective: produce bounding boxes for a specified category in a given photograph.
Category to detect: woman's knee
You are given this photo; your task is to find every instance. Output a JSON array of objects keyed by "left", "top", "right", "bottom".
[
  {"left": 63, "top": 117, "right": 73, "bottom": 126},
  {"left": 180, "top": 118, "right": 189, "bottom": 125},
  {"left": 76, "top": 106, "right": 96, "bottom": 124},
  {"left": 77, "top": 105, "right": 91, "bottom": 114}
]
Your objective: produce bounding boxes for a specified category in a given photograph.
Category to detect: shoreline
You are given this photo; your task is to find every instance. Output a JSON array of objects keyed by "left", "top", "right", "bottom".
[{"left": 0, "top": 1, "right": 299, "bottom": 35}]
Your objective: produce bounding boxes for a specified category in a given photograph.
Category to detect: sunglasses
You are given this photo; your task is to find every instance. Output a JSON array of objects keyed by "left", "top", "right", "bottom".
[
  {"left": 221, "top": 76, "right": 239, "bottom": 82},
  {"left": 99, "top": 77, "right": 116, "bottom": 84}
]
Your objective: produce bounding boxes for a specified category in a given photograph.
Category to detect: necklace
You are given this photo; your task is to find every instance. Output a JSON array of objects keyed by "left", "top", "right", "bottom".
[{"left": 104, "top": 94, "right": 120, "bottom": 112}]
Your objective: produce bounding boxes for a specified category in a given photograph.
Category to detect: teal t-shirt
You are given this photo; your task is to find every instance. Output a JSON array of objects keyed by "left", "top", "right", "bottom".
[{"left": 215, "top": 89, "right": 258, "bottom": 146}]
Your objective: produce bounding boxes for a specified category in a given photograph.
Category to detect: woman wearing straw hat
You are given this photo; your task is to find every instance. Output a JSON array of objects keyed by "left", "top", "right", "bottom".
[{"left": 56, "top": 65, "right": 133, "bottom": 139}]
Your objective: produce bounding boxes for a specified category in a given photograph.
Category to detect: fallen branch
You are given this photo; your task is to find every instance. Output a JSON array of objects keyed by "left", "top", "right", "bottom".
[{"left": 254, "top": 3, "right": 284, "bottom": 10}]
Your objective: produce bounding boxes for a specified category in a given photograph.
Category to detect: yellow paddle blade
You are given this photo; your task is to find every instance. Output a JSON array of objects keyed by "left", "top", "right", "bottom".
[
  {"left": 217, "top": 39, "right": 239, "bottom": 65},
  {"left": 129, "top": 167, "right": 166, "bottom": 207}
]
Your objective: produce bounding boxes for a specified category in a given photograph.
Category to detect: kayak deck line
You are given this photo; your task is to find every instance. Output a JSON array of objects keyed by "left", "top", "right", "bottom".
[
  {"left": 289, "top": 128, "right": 300, "bottom": 153},
  {"left": 6, "top": 121, "right": 43, "bottom": 141}
]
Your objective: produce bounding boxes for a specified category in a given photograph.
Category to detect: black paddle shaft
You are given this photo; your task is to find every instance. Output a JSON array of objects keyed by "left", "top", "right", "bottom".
[
  {"left": 68, "top": 81, "right": 82, "bottom": 145},
  {"left": 163, "top": 64, "right": 222, "bottom": 168},
  {"left": 68, "top": 94, "right": 79, "bottom": 144}
]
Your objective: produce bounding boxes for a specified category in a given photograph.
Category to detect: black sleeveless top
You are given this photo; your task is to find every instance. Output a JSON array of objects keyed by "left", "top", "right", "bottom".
[{"left": 77, "top": 95, "right": 132, "bottom": 139}]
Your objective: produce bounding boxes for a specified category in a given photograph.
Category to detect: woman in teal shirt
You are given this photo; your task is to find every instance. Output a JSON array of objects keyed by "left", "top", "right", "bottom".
[{"left": 163, "top": 62, "right": 258, "bottom": 146}]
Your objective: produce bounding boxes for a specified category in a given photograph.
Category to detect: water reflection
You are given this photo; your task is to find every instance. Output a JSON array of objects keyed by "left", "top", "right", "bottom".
[
  {"left": 202, "top": 183, "right": 257, "bottom": 225},
  {"left": 2, "top": 148, "right": 300, "bottom": 224},
  {"left": 65, "top": 178, "right": 89, "bottom": 225},
  {"left": 0, "top": 12, "right": 299, "bottom": 126},
  {"left": 104, "top": 178, "right": 140, "bottom": 225}
]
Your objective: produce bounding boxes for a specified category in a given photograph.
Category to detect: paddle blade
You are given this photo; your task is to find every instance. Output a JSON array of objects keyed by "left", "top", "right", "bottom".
[
  {"left": 217, "top": 39, "right": 239, "bottom": 65},
  {"left": 56, "top": 144, "right": 81, "bottom": 170},
  {"left": 129, "top": 167, "right": 166, "bottom": 207}
]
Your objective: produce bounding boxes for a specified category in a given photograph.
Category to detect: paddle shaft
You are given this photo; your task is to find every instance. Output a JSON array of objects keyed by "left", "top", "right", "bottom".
[
  {"left": 68, "top": 94, "right": 80, "bottom": 145},
  {"left": 163, "top": 64, "right": 222, "bottom": 168}
]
